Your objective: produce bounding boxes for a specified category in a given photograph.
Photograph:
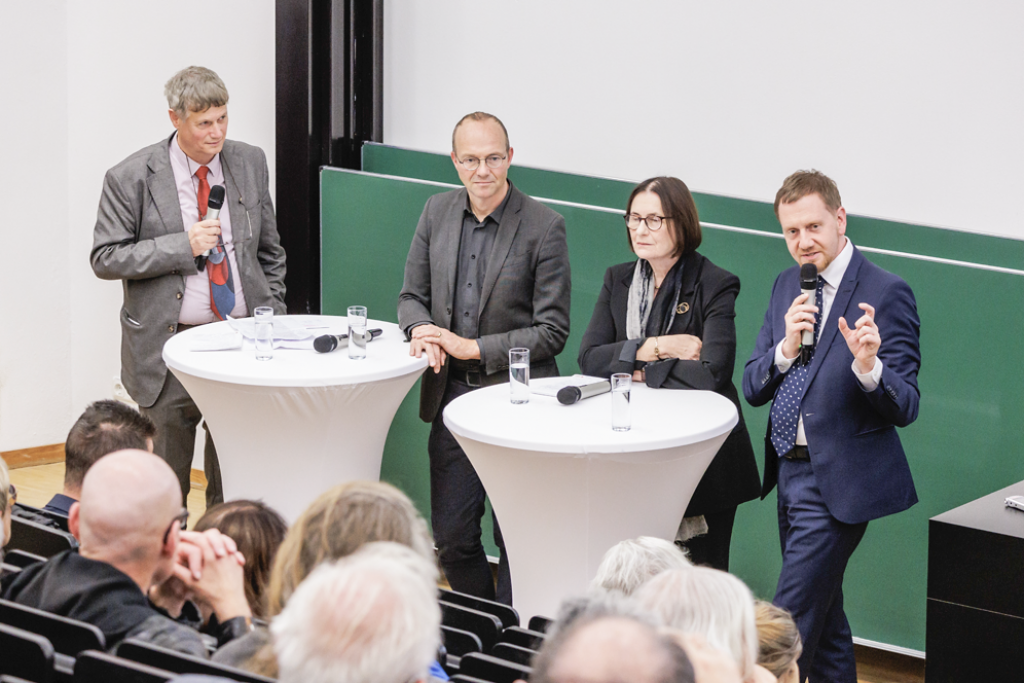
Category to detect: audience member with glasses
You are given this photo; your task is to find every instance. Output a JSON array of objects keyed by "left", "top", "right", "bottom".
[
  {"left": 0, "top": 456, "right": 12, "bottom": 557},
  {"left": 2, "top": 449, "right": 254, "bottom": 657},
  {"left": 578, "top": 176, "right": 760, "bottom": 572}
]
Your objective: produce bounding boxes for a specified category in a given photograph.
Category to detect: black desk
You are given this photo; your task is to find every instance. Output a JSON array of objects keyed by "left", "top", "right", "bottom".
[{"left": 926, "top": 480, "right": 1024, "bottom": 681}]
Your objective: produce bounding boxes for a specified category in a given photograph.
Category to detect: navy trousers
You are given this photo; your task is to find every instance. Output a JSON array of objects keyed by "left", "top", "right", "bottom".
[
  {"left": 429, "top": 378, "right": 511, "bottom": 605},
  {"left": 774, "top": 457, "right": 867, "bottom": 683}
]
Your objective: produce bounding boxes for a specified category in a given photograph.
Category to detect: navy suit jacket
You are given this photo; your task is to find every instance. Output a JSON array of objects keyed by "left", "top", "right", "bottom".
[{"left": 742, "top": 246, "right": 921, "bottom": 525}]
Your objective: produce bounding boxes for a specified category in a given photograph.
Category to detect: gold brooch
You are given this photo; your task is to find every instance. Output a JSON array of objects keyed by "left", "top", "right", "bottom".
[{"left": 676, "top": 302, "right": 690, "bottom": 314}]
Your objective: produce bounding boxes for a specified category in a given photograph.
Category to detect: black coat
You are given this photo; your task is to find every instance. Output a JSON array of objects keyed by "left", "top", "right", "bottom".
[{"left": 578, "top": 251, "right": 761, "bottom": 516}]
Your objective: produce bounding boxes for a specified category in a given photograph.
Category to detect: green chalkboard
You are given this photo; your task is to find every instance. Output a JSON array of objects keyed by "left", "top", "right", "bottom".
[{"left": 322, "top": 160, "right": 1024, "bottom": 652}]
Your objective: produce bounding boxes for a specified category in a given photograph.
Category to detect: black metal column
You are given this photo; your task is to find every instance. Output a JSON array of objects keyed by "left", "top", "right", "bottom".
[{"left": 276, "top": 0, "right": 383, "bottom": 314}]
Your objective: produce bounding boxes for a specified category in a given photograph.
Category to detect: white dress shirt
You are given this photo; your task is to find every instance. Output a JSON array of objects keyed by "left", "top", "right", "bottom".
[{"left": 773, "top": 238, "right": 883, "bottom": 446}]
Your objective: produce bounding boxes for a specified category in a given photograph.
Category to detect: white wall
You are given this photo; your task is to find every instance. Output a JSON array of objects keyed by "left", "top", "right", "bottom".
[
  {"left": 0, "top": 0, "right": 275, "bottom": 452},
  {"left": 384, "top": 0, "right": 1024, "bottom": 241}
]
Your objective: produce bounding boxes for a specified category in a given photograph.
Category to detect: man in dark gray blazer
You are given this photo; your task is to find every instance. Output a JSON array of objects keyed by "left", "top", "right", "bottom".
[
  {"left": 91, "top": 67, "right": 286, "bottom": 506},
  {"left": 398, "top": 112, "right": 571, "bottom": 603}
]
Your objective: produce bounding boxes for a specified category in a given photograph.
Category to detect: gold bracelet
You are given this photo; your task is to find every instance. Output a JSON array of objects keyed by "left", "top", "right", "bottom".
[{"left": 653, "top": 337, "right": 662, "bottom": 360}]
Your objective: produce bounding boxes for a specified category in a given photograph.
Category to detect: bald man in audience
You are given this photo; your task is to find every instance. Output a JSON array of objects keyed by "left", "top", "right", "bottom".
[
  {"left": 1, "top": 450, "right": 253, "bottom": 656},
  {"left": 531, "top": 611, "right": 695, "bottom": 683}
]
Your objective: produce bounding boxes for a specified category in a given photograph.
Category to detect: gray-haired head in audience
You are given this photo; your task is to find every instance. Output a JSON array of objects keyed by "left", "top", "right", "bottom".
[
  {"left": 590, "top": 536, "right": 691, "bottom": 597},
  {"left": 271, "top": 541, "right": 441, "bottom": 683},
  {"left": 532, "top": 594, "right": 694, "bottom": 683},
  {"left": 636, "top": 567, "right": 758, "bottom": 681},
  {"left": 0, "top": 456, "right": 11, "bottom": 554}
]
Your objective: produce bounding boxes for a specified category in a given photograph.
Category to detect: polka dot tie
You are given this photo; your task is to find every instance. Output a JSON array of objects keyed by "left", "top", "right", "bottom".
[{"left": 770, "top": 276, "right": 825, "bottom": 457}]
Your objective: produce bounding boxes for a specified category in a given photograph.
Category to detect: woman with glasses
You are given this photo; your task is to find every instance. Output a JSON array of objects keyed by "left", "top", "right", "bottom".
[{"left": 578, "top": 176, "right": 760, "bottom": 571}]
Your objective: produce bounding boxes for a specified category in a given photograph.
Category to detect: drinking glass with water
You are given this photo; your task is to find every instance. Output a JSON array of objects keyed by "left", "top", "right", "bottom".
[
  {"left": 348, "top": 306, "right": 367, "bottom": 359},
  {"left": 611, "top": 373, "right": 632, "bottom": 431},
  {"left": 254, "top": 307, "right": 274, "bottom": 361},
  {"left": 509, "top": 348, "right": 530, "bottom": 404}
]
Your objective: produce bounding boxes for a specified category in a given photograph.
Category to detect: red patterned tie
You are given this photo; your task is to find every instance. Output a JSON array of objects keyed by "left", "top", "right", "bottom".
[{"left": 194, "top": 166, "right": 235, "bottom": 320}]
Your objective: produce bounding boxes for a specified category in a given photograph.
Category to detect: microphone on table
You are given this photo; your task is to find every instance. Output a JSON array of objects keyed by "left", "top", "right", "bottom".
[
  {"left": 196, "top": 185, "right": 226, "bottom": 271},
  {"left": 799, "top": 263, "right": 818, "bottom": 365},
  {"left": 313, "top": 328, "right": 384, "bottom": 353},
  {"left": 557, "top": 380, "right": 612, "bottom": 405}
]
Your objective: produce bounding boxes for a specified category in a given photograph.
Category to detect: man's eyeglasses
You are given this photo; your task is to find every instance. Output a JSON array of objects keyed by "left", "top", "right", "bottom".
[
  {"left": 162, "top": 508, "right": 190, "bottom": 545},
  {"left": 456, "top": 154, "right": 507, "bottom": 171},
  {"left": 624, "top": 214, "right": 669, "bottom": 231}
]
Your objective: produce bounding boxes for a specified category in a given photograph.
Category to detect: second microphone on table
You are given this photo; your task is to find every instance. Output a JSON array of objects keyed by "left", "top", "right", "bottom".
[{"left": 314, "top": 329, "right": 383, "bottom": 353}]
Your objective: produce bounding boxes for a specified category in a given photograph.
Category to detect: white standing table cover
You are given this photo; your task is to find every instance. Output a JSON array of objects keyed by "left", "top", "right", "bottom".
[
  {"left": 443, "top": 382, "right": 738, "bottom": 623},
  {"left": 163, "top": 316, "right": 427, "bottom": 521}
]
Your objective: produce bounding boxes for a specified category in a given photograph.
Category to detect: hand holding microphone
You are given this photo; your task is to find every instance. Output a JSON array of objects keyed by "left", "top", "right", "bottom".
[
  {"left": 799, "top": 263, "right": 818, "bottom": 365},
  {"left": 781, "top": 263, "right": 820, "bottom": 361},
  {"left": 191, "top": 185, "right": 226, "bottom": 266}
]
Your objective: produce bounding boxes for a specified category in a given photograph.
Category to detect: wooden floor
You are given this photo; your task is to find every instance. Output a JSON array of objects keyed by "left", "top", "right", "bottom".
[{"left": 7, "top": 462, "right": 925, "bottom": 683}]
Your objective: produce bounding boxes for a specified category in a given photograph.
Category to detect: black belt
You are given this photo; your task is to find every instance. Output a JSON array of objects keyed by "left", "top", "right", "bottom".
[
  {"left": 784, "top": 445, "right": 811, "bottom": 461},
  {"left": 449, "top": 366, "right": 483, "bottom": 388}
]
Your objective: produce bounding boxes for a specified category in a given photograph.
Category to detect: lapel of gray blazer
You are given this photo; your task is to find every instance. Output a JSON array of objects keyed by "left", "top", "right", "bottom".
[
  {"left": 220, "top": 141, "right": 250, "bottom": 238},
  {"left": 439, "top": 189, "right": 468, "bottom": 313},
  {"left": 478, "top": 184, "right": 522, "bottom": 311},
  {"left": 146, "top": 135, "right": 186, "bottom": 236}
]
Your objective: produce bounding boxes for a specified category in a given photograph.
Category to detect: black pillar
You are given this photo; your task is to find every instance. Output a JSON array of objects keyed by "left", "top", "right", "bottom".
[{"left": 276, "top": 0, "right": 383, "bottom": 314}]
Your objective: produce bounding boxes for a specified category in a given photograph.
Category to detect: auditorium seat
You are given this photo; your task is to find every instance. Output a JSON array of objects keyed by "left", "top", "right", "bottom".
[
  {"left": 0, "top": 599, "right": 105, "bottom": 657},
  {"left": 490, "top": 642, "right": 535, "bottom": 667},
  {"left": 442, "top": 624, "right": 483, "bottom": 655},
  {"left": 440, "top": 602, "right": 502, "bottom": 653},
  {"left": 458, "top": 652, "right": 532, "bottom": 683},
  {"left": 1, "top": 564, "right": 21, "bottom": 579},
  {"left": 439, "top": 588, "right": 520, "bottom": 628},
  {"left": 13, "top": 504, "right": 71, "bottom": 533},
  {"left": 449, "top": 676, "right": 492, "bottom": 683},
  {"left": 73, "top": 651, "right": 173, "bottom": 683},
  {"left": 0, "top": 676, "right": 39, "bottom": 683},
  {"left": 8, "top": 518, "right": 77, "bottom": 558},
  {"left": 4, "top": 550, "right": 48, "bottom": 569},
  {"left": 0, "top": 623, "right": 55, "bottom": 683},
  {"left": 116, "top": 639, "right": 275, "bottom": 683},
  {"left": 527, "top": 615, "right": 553, "bottom": 633},
  {"left": 498, "top": 626, "right": 545, "bottom": 651}
]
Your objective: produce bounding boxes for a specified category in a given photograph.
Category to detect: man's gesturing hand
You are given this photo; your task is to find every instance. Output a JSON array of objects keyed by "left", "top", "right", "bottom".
[{"left": 839, "top": 303, "right": 881, "bottom": 375}]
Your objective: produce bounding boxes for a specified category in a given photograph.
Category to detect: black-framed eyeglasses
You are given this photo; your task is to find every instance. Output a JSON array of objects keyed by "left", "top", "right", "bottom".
[
  {"left": 7, "top": 484, "right": 16, "bottom": 505},
  {"left": 624, "top": 213, "right": 669, "bottom": 231},
  {"left": 456, "top": 154, "right": 507, "bottom": 171},
  {"left": 162, "top": 508, "right": 190, "bottom": 544}
]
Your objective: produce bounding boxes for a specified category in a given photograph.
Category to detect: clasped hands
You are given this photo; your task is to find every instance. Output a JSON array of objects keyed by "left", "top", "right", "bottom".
[
  {"left": 783, "top": 292, "right": 880, "bottom": 374},
  {"left": 148, "top": 528, "right": 251, "bottom": 623},
  {"left": 408, "top": 324, "right": 480, "bottom": 373}
]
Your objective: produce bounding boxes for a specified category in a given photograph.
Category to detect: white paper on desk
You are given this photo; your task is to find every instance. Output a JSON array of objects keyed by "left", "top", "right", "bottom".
[
  {"left": 530, "top": 374, "right": 608, "bottom": 397},
  {"left": 226, "top": 316, "right": 315, "bottom": 341},
  {"left": 189, "top": 329, "right": 244, "bottom": 351}
]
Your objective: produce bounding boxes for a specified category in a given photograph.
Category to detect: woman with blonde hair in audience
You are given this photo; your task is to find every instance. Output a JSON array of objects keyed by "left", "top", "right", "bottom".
[
  {"left": 212, "top": 480, "right": 437, "bottom": 677},
  {"left": 590, "top": 536, "right": 691, "bottom": 597},
  {"left": 754, "top": 600, "right": 802, "bottom": 683},
  {"left": 636, "top": 566, "right": 770, "bottom": 683}
]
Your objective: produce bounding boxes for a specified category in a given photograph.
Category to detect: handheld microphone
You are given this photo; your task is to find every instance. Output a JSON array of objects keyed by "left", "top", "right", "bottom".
[
  {"left": 314, "top": 328, "right": 383, "bottom": 353},
  {"left": 557, "top": 380, "right": 612, "bottom": 405},
  {"left": 201, "top": 185, "right": 226, "bottom": 258},
  {"left": 799, "top": 263, "right": 818, "bottom": 365}
]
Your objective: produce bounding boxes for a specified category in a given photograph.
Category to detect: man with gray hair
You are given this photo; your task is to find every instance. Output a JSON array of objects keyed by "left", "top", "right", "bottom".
[
  {"left": 271, "top": 541, "right": 442, "bottom": 683},
  {"left": 590, "top": 536, "right": 692, "bottom": 597},
  {"left": 531, "top": 599, "right": 695, "bottom": 683},
  {"left": 91, "top": 66, "right": 287, "bottom": 506}
]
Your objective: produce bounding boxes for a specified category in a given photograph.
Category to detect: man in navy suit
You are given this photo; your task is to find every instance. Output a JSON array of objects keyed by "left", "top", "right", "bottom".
[{"left": 743, "top": 170, "right": 921, "bottom": 683}]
